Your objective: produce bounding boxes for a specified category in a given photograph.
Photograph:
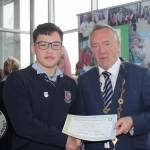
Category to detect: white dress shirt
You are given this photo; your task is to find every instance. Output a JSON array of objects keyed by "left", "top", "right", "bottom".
[{"left": 98, "top": 57, "right": 121, "bottom": 92}]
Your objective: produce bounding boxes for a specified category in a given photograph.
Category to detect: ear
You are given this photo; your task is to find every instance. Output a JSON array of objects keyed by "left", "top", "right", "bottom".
[
  {"left": 31, "top": 45, "right": 35, "bottom": 55},
  {"left": 116, "top": 41, "right": 121, "bottom": 53}
]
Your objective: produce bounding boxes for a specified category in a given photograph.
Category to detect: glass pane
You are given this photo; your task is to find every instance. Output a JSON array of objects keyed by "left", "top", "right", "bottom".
[
  {"left": 20, "top": 34, "right": 30, "bottom": 69},
  {"left": 20, "top": 0, "right": 30, "bottom": 31},
  {"left": 63, "top": 32, "right": 78, "bottom": 74},
  {"left": 55, "top": 0, "right": 91, "bottom": 31},
  {"left": 3, "top": 2, "right": 14, "bottom": 29},
  {"left": 0, "top": 31, "right": 30, "bottom": 69},
  {"left": 35, "top": 0, "right": 48, "bottom": 28},
  {"left": 98, "top": 0, "right": 138, "bottom": 9}
]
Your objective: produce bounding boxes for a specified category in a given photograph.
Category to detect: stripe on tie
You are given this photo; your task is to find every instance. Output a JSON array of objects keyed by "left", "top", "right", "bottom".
[{"left": 102, "top": 71, "right": 113, "bottom": 109}]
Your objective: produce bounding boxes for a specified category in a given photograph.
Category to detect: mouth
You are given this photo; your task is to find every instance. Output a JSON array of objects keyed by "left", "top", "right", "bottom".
[
  {"left": 45, "top": 56, "right": 55, "bottom": 60},
  {"left": 100, "top": 55, "right": 107, "bottom": 59}
]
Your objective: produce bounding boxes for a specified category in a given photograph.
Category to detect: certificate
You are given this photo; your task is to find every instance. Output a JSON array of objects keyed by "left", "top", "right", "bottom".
[{"left": 62, "top": 114, "right": 117, "bottom": 141}]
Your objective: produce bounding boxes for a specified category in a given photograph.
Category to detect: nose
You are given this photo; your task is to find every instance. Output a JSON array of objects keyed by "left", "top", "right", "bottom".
[
  {"left": 99, "top": 44, "right": 106, "bottom": 54},
  {"left": 47, "top": 44, "right": 54, "bottom": 53}
]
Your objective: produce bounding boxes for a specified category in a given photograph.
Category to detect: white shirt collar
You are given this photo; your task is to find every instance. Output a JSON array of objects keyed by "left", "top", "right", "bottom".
[
  {"left": 2, "top": 77, "right": 7, "bottom": 82},
  {"left": 32, "top": 62, "right": 63, "bottom": 78},
  {"left": 98, "top": 57, "right": 121, "bottom": 76}
]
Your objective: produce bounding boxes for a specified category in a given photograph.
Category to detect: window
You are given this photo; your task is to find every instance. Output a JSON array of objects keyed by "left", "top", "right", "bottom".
[
  {"left": 0, "top": 31, "right": 30, "bottom": 69},
  {"left": 63, "top": 32, "right": 78, "bottom": 74},
  {"left": 20, "top": 0, "right": 30, "bottom": 31},
  {"left": 20, "top": 34, "right": 30, "bottom": 68},
  {"left": 55, "top": 0, "right": 91, "bottom": 31},
  {"left": 3, "top": 2, "right": 14, "bottom": 29},
  {"left": 55, "top": 0, "right": 91, "bottom": 74},
  {"left": 34, "top": 0, "right": 48, "bottom": 28}
]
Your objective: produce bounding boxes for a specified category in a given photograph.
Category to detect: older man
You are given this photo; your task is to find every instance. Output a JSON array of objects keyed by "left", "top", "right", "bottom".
[{"left": 77, "top": 23, "right": 150, "bottom": 150}]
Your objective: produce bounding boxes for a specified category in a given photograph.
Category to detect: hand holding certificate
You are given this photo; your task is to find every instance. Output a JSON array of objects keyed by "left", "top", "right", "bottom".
[{"left": 63, "top": 114, "right": 117, "bottom": 141}]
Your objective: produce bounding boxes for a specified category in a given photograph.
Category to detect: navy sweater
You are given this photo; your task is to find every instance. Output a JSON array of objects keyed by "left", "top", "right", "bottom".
[{"left": 3, "top": 65, "right": 77, "bottom": 150}]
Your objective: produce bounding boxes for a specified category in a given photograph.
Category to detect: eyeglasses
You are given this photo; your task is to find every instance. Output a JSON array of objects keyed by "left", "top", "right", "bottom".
[{"left": 34, "top": 41, "right": 62, "bottom": 50}]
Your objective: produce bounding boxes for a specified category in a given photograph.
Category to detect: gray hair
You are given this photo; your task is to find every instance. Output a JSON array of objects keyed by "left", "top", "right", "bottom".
[{"left": 88, "top": 23, "right": 120, "bottom": 47}]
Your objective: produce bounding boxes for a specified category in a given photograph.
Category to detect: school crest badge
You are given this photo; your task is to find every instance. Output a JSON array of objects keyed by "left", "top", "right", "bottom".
[
  {"left": 64, "top": 91, "right": 72, "bottom": 103},
  {"left": 0, "top": 111, "right": 7, "bottom": 139}
]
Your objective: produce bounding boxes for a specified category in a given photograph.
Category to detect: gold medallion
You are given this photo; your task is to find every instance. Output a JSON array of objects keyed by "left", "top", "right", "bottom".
[
  {"left": 118, "top": 98, "right": 124, "bottom": 104},
  {"left": 103, "top": 107, "right": 109, "bottom": 114},
  {"left": 120, "top": 88, "right": 125, "bottom": 94},
  {"left": 117, "top": 107, "right": 122, "bottom": 112}
]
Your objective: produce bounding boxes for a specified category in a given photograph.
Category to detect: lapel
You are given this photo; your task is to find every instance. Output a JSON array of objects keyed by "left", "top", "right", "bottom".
[
  {"left": 90, "top": 68, "right": 104, "bottom": 113},
  {"left": 109, "top": 60, "right": 128, "bottom": 114}
]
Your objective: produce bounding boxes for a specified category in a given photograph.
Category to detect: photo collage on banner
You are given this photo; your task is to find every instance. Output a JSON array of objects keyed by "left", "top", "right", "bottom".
[
  {"left": 128, "top": 1, "right": 150, "bottom": 67},
  {"left": 109, "top": 1, "right": 150, "bottom": 67},
  {"left": 78, "top": 0, "right": 150, "bottom": 75},
  {"left": 78, "top": 10, "right": 108, "bottom": 75},
  {"left": 78, "top": 40, "right": 94, "bottom": 75}
]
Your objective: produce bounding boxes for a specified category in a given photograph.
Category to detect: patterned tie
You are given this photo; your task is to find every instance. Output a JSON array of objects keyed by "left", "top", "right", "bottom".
[
  {"left": 102, "top": 71, "right": 113, "bottom": 109},
  {"left": 40, "top": 73, "right": 56, "bottom": 87}
]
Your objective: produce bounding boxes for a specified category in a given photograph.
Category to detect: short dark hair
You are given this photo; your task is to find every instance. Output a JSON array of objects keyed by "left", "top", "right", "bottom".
[{"left": 33, "top": 23, "right": 63, "bottom": 43}]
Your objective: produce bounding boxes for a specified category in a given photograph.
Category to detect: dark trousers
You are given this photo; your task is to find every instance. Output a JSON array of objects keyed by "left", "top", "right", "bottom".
[{"left": 133, "top": 24, "right": 137, "bottom": 31}]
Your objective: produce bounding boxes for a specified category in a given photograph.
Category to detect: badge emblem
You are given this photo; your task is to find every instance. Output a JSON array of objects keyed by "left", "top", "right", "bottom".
[
  {"left": 64, "top": 91, "right": 72, "bottom": 103},
  {"left": 44, "top": 92, "right": 49, "bottom": 98},
  {"left": 0, "top": 111, "right": 7, "bottom": 139}
]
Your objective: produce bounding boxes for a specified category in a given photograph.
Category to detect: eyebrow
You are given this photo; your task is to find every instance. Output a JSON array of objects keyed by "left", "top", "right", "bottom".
[
  {"left": 37, "top": 41, "right": 61, "bottom": 43},
  {"left": 103, "top": 41, "right": 111, "bottom": 43},
  {"left": 92, "top": 40, "right": 111, "bottom": 44}
]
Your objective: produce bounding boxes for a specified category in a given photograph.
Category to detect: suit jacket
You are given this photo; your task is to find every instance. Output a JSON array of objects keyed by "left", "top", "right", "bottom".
[{"left": 77, "top": 61, "right": 150, "bottom": 150}]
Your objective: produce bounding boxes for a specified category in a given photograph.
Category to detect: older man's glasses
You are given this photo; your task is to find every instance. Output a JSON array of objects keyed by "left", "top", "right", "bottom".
[{"left": 34, "top": 41, "right": 62, "bottom": 50}]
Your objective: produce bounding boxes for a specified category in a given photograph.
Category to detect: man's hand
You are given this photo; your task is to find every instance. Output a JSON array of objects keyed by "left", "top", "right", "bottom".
[
  {"left": 65, "top": 136, "right": 81, "bottom": 150},
  {"left": 114, "top": 117, "right": 133, "bottom": 136}
]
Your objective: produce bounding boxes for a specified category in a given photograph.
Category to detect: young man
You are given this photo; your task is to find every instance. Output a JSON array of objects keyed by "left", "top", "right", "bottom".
[
  {"left": 3, "top": 23, "right": 80, "bottom": 150},
  {"left": 77, "top": 23, "right": 150, "bottom": 150}
]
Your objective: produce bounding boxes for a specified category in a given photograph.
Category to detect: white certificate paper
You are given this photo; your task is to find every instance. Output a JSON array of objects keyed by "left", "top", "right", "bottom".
[{"left": 62, "top": 114, "right": 117, "bottom": 141}]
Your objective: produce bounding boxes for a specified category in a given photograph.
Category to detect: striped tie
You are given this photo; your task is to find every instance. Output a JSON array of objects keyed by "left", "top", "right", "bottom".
[
  {"left": 40, "top": 73, "right": 56, "bottom": 87},
  {"left": 102, "top": 71, "right": 113, "bottom": 109}
]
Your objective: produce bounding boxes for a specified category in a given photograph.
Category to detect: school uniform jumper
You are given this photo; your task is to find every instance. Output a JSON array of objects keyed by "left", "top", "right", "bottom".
[{"left": 3, "top": 65, "right": 77, "bottom": 150}]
